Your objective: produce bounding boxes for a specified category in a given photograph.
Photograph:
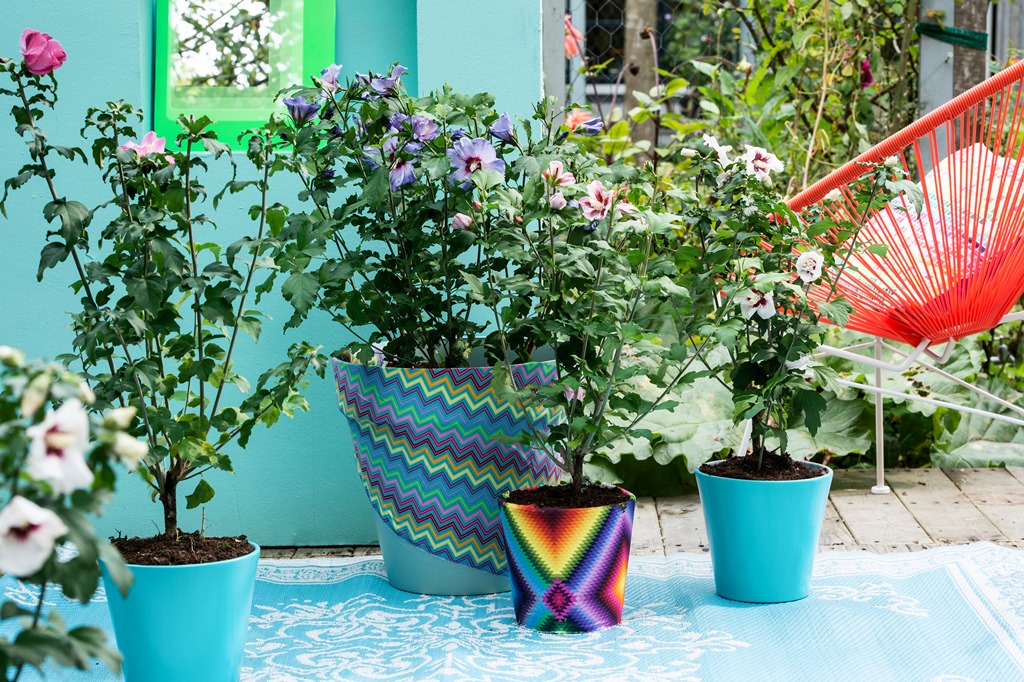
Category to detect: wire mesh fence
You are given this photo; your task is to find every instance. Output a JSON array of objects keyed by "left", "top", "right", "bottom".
[{"left": 566, "top": 0, "right": 738, "bottom": 88}]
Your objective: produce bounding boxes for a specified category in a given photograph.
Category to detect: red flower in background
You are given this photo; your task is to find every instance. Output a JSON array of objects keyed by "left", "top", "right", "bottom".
[{"left": 565, "top": 14, "right": 584, "bottom": 59}]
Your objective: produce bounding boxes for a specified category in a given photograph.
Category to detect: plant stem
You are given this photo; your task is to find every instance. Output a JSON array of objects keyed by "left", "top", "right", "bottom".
[
  {"left": 209, "top": 134, "right": 271, "bottom": 422},
  {"left": 11, "top": 581, "right": 47, "bottom": 681},
  {"left": 183, "top": 138, "right": 206, "bottom": 422}
]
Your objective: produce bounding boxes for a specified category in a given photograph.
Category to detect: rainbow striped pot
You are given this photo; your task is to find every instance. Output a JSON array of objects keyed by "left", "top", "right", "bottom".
[
  {"left": 333, "top": 360, "right": 561, "bottom": 594},
  {"left": 499, "top": 486, "right": 635, "bottom": 632}
]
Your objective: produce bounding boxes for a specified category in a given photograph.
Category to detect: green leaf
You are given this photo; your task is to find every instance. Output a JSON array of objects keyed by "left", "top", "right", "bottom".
[
  {"left": 97, "top": 542, "right": 133, "bottom": 597},
  {"left": 793, "top": 389, "right": 828, "bottom": 436},
  {"left": 43, "top": 199, "right": 92, "bottom": 244},
  {"left": 177, "top": 436, "right": 214, "bottom": 464},
  {"left": 185, "top": 479, "right": 215, "bottom": 509},
  {"left": 281, "top": 272, "right": 319, "bottom": 315},
  {"left": 783, "top": 397, "right": 872, "bottom": 459},
  {"left": 37, "top": 241, "right": 69, "bottom": 280}
]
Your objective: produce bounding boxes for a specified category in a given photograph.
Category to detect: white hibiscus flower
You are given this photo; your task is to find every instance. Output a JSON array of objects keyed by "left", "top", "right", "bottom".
[
  {"left": 795, "top": 250, "right": 824, "bottom": 283},
  {"left": 25, "top": 398, "right": 93, "bottom": 494},
  {"left": 741, "top": 145, "right": 785, "bottom": 183},
  {"left": 0, "top": 496, "right": 69, "bottom": 577},
  {"left": 739, "top": 289, "right": 776, "bottom": 320},
  {"left": 702, "top": 134, "right": 734, "bottom": 168}
]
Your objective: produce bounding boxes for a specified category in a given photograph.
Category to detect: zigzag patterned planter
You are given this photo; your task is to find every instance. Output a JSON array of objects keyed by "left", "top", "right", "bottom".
[
  {"left": 333, "top": 359, "right": 561, "bottom": 594},
  {"left": 499, "top": 487, "right": 636, "bottom": 632}
]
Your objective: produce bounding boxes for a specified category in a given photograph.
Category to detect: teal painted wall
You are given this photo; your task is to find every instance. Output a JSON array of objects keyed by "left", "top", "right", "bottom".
[{"left": 0, "top": 0, "right": 545, "bottom": 546}]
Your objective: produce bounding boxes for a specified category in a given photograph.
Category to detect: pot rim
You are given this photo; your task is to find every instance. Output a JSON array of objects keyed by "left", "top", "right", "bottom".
[
  {"left": 500, "top": 483, "right": 636, "bottom": 509},
  {"left": 102, "top": 541, "right": 261, "bottom": 569},
  {"left": 696, "top": 458, "right": 833, "bottom": 484},
  {"left": 332, "top": 357, "right": 555, "bottom": 371}
]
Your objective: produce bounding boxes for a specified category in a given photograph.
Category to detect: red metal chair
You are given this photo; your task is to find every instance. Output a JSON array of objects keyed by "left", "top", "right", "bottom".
[{"left": 788, "top": 59, "right": 1024, "bottom": 493}]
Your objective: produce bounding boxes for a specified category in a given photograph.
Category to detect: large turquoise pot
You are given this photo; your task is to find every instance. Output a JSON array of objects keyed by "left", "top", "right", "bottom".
[
  {"left": 100, "top": 544, "right": 260, "bottom": 682},
  {"left": 696, "top": 461, "right": 832, "bottom": 603}
]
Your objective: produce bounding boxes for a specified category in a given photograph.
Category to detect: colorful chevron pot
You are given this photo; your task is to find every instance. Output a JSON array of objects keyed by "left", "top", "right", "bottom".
[
  {"left": 499, "top": 486, "right": 636, "bottom": 632},
  {"left": 333, "top": 359, "right": 561, "bottom": 592},
  {"left": 696, "top": 460, "right": 832, "bottom": 603}
]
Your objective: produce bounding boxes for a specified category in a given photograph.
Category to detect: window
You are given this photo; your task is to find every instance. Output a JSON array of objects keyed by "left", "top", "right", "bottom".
[{"left": 155, "top": 0, "right": 336, "bottom": 148}]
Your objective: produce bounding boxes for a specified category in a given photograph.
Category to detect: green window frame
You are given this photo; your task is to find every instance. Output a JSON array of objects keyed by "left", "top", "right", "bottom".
[{"left": 155, "top": 0, "right": 336, "bottom": 149}]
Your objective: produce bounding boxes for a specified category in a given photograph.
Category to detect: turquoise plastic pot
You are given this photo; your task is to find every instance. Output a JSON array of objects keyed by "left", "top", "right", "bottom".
[
  {"left": 696, "top": 461, "right": 832, "bottom": 603},
  {"left": 100, "top": 543, "right": 260, "bottom": 682}
]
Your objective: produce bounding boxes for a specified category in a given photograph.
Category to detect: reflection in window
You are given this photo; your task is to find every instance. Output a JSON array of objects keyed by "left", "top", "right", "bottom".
[
  {"left": 155, "top": 0, "right": 334, "bottom": 148},
  {"left": 173, "top": 0, "right": 277, "bottom": 89},
  {"left": 168, "top": 0, "right": 302, "bottom": 112}
]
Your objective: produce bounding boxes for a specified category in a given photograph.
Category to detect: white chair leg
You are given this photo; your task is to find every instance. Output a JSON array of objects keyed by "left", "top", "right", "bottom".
[{"left": 871, "top": 337, "right": 891, "bottom": 494}]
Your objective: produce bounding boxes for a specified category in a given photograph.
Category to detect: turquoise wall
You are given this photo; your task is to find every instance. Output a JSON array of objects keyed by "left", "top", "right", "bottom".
[{"left": 0, "top": 0, "right": 545, "bottom": 546}]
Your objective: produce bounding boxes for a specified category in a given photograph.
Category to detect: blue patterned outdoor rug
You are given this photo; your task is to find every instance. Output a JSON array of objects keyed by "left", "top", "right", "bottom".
[{"left": 5, "top": 542, "right": 1024, "bottom": 681}]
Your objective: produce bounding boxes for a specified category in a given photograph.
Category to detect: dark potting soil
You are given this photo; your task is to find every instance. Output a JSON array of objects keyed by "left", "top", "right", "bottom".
[
  {"left": 505, "top": 484, "right": 630, "bottom": 509},
  {"left": 111, "top": 533, "right": 255, "bottom": 566},
  {"left": 698, "top": 453, "right": 827, "bottom": 481}
]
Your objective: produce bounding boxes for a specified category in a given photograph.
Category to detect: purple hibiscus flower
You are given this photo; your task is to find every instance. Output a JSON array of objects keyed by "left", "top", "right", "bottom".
[
  {"left": 283, "top": 96, "right": 321, "bottom": 126},
  {"left": 389, "top": 113, "right": 440, "bottom": 142},
  {"left": 364, "top": 134, "right": 421, "bottom": 190},
  {"left": 320, "top": 63, "right": 342, "bottom": 93},
  {"left": 447, "top": 137, "right": 506, "bottom": 182},
  {"left": 489, "top": 112, "right": 515, "bottom": 143},
  {"left": 389, "top": 157, "right": 416, "bottom": 190},
  {"left": 370, "top": 65, "right": 406, "bottom": 95},
  {"left": 575, "top": 117, "right": 604, "bottom": 136}
]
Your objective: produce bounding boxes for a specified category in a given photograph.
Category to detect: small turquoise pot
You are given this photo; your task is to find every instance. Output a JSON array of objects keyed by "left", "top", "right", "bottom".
[
  {"left": 696, "top": 461, "right": 832, "bottom": 603},
  {"left": 100, "top": 543, "right": 260, "bottom": 682}
]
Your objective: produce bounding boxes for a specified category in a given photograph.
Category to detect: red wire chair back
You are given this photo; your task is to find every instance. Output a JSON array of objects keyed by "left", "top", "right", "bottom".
[{"left": 789, "top": 59, "right": 1024, "bottom": 346}]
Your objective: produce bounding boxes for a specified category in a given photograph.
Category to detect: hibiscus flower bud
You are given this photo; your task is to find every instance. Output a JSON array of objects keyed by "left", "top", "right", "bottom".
[
  {"left": 549, "top": 192, "right": 567, "bottom": 210},
  {"left": 19, "top": 29, "right": 67, "bottom": 76},
  {"left": 20, "top": 374, "right": 50, "bottom": 417},
  {"left": 452, "top": 213, "right": 474, "bottom": 231},
  {"left": 0, "top": 346, "right": 25, "bottom": 367},
  {"left": 105, "top": 406, "right": 138, "bottom": 430},
  {"left": 78, "top": 380, "right": 96, "bottom": 405},
  {"left": 113, "top": 432, "right": 149, "bottom": 471}
]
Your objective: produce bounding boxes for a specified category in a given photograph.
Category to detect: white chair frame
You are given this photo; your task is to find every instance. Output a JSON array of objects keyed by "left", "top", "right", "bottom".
[
  {"left": 731, "top": 311, "right": 1024, "bottom": 493},
  {"left": 819, "top": 311, "right": 1024, "bottom": 494}
]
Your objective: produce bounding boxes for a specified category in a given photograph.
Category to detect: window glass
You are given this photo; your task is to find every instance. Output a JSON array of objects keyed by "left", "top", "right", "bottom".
[{"left": 155, "top": 0, "right": 335, "bottom": 148}]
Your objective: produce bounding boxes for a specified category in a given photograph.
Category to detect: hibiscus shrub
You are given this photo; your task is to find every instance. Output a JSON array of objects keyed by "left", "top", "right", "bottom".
[
  {"left": 271, "top": 65, "right": 520, "bottom": 367},
  {"left": 0, "top": 348, "right": 136, "bottom": 680},
  {"left": 1, "top": 35, "right": 326, "bottom": 539},
  {"left": 690, "top": 137, "right": 895, "bottom": 464},
  {"left": 470, "top": 98, "right": 719, "bottom": 490}
]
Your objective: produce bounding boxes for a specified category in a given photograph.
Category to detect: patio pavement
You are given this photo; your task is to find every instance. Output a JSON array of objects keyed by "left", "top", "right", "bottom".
[{"left": 261, "top": 468, "right": 1024, "bottom": 559}]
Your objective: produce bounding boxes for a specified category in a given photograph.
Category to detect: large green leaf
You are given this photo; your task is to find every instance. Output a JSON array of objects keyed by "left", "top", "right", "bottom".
[
  {"left": 602, "top": 376, "right": 740, "bottom": 472},
  {"left": 932, "top": 379, "right": 1024, "bottom": 466},
  {"left": 782, "top": 396, "right": 872, "bottom": 459}
]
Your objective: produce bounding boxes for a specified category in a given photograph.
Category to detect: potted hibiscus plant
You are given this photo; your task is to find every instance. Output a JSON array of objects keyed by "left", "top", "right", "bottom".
[
  {"left": 269, "top": 64, "right": 565, "bottom": 595},
  {"left": 0, "top": 348, "right": 139, "bottom": 681},
  {"left": 1, "top": 30, "right": 324, "bottom": 681},
  {"left": 691, "top": 135, "right": 893, "bottom": 603},
  {"left": 472, "top": 98, "right": 717, "bottom": 632}
]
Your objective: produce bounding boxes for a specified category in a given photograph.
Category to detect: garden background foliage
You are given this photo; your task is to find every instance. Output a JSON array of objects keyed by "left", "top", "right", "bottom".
[{"left": 578, "top": 0, "right": 1024, "bottom": 493}]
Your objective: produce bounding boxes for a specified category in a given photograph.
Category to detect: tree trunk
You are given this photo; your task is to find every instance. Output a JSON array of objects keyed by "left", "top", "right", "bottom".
[
  {"left": 623, "top": 0, "right": 659, "bottom": 153},
  {"left": 952, "top": 0, "right": 990, "bottom": 96},
  {"left": 162, "top": 476, "right": 178, "bottom": 537}
]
